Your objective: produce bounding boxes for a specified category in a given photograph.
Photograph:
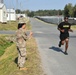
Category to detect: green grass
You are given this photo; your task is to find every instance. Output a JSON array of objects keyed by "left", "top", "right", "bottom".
[
  {"left": 71, "top": 25, "right": 76, "bottom": 30},
  {"left": 0, "top": 21, "right": 31, "bottom": 30},
  {"left": 0, "top": 35, "right": 13, "bottom": 56},
  {"left": 0, "top": 37, "right": 43, "bottom": 75}
]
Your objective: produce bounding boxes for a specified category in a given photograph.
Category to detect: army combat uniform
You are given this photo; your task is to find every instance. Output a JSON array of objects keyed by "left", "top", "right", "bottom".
[{"left": 15, "top": 28, "right": 28, "bottom": 68}]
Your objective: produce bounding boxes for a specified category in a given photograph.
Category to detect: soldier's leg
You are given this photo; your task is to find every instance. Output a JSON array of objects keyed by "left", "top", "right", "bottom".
[
  {"left": 19, "top": 56, "right": 26, "bottom": 68},
  {"left": 18, "top": 53, "right": 21, "bottom": 66},
  {"left": 61, "top": 40, "right": 65, "bottom": 45},
  {"left": 19, "top": 48, "right": 26, "bottom": 68},
  {"left": 59, "top": 34, "right": 65, "bottom": 47},
  {"left": 17, "top": 47, "right": 21, "bottom": 67},
  {"left": 64, "top": 38, "right": 69, "bottom": 55}
]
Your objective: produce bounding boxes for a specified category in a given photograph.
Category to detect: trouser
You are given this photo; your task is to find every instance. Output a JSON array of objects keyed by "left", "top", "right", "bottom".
[{"left": 17, "top": 47, "right": 26, "bottom": 68}]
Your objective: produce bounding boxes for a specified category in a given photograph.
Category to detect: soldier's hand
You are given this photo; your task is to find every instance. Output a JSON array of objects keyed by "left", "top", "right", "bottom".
[
  {"left": 29, "top": 31, "right": 33, "bottom": 39},
  {"left": 61, "top": 29, "right": 64, "bottom": 32},
  {"left": 30, "top": 31, "right": 33, "bottom": 36},
  {"left": 69, "top": 29, "right": 73, "bottom": 32}
]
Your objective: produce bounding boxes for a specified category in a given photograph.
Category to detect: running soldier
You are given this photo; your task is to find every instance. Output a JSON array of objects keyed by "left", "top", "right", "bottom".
[{"left": 58, "top": 17, "right": 73, "bottom": 55}]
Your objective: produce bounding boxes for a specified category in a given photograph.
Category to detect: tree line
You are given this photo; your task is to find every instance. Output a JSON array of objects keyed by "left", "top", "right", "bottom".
[{"left": 16, "top": 3, "right": 76, "bottom": 17}]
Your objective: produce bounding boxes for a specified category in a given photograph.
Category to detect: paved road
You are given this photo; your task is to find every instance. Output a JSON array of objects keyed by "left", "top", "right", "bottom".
[
  {"left": 30, "top": 18, "right": 76, "bottom": 75},
  {"left": 0, "top": 30, "right": 15, "bottom": 34}
]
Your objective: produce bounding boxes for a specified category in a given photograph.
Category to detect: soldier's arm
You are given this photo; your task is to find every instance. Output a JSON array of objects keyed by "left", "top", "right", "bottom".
[
  {"left": 68, "top": 24, "right": 73, "bottom": 32},
  {"left": 22, "top": 33, "right": 28, "bottom": 41},
  {"left": 22, "top": 30, "right": 33, "bottom": 40},
  {"left": 28, "top": 31, "right": 33, "bottom": 39}
]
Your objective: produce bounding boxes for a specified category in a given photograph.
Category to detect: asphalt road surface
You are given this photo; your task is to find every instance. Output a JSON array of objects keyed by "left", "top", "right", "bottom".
[
  {"left": 30, "top": 18, "right": 76, "bottom": 75},
  {"left": 0, "top": 30, "right": 15, "bottom": 34}
]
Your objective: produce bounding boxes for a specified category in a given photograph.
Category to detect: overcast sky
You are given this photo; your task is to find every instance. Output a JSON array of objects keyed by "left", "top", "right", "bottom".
[{"left": 4, "top": 0, "right": 76, "bottom": 11}]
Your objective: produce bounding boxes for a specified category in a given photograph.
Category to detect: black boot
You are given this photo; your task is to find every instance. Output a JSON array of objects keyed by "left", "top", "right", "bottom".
[
  {"left": 58, "top": 41, "right": 62, "bottom": 47},
  {"left": 64, "top": 51, "right": 68, "bottom": 55}
]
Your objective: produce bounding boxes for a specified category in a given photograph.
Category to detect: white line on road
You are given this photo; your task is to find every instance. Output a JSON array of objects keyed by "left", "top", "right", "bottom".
[{"left": 35, "top": 31, "right": 43, "bottom": 33}]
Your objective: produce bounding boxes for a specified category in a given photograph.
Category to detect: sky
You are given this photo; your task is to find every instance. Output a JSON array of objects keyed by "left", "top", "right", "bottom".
[{"left": 4, "top": 0, "right": 76, "bottom": 11}]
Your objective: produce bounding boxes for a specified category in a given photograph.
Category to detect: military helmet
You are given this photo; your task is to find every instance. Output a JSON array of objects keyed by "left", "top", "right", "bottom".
[{"left": 18, "top": 15, "right": 29, "bottom": 24}]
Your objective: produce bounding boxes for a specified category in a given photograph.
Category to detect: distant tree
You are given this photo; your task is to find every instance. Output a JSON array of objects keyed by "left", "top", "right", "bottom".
[
  {"left": 25, "top": 10, "right": 30, "bottom": 16},
  {"left": 15, "top": 9, "right": 21, "bottom": 14},
  {"left": 64, "top": 4, "right": 69, "bottom": 17},
  {"left": 67, "top": 3, "right": 73, "bottom": 17},
  {"left": 27, "top": 11, "right": 34, "bottom": 17},
  {"left": 64, "top": 3, "right": 73, "bottom": 17},
  {"left": 22, "top": 9, "right": 63, "bottom": 17},
  {"left": 58, "top": 9, "right": 63, "bottom": 15},
  {"left": 52, "top": 9, "right": 57, "bottom": 15},
  {"left": 73, "top": 4, "right": 76, "bottom": 17}
]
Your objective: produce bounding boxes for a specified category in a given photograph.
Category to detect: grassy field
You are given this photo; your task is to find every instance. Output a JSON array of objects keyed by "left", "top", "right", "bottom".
[
  {"left": 0, "top": 37, "right": 43, "bottom": 75},
  {"left": 0, "top": 21, "right": 31, "bottom": 30},
  {"left": 0, "top": 35, "right": 13, "bottom": 56},
  {"left": 71, "top": 25, "right": 76, "bottom": 30}
]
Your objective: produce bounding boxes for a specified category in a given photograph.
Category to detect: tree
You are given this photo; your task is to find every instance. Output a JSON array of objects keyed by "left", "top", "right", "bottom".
[
  {"left": 73, "top": 4, "right": 76, "bottom": 17},
  {"left": 58, "top": 9, "right": 63, "bottom": 15},
  {"left": 67, "top": 3, "right": 73, "bottom": 17},
  {"left": 27, "top": 11, "right": 34, "bottom": 17},
  {"left": 15, "top": 9, "right": 21, "bottom": 14},
  {"left": 64, "top": 4, "right": 70, "bottom": 17},
  {"left": 25, "top": 10, "right": 30, "bottom": 16},
  {"left": 64, "top": 3, "right": 73, "bottom": 17}
]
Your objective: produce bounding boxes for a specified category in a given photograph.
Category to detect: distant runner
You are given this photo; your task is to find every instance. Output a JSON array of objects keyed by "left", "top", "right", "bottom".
[{"left": 58, "top": 17, "right": 73, "bottom": 55}]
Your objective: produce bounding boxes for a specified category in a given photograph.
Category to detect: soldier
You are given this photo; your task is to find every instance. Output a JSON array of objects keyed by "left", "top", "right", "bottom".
[
  {"left": 58, "top": 17, "right": 73, "bottom": 55},
  {"left": 15, "top": 16, "right": 33, "bottom": 70}
]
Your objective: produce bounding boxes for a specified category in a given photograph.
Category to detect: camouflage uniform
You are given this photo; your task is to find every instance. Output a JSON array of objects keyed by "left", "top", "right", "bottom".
[{"left": 15, "top": 28, "right": 28, "bottom": 68}]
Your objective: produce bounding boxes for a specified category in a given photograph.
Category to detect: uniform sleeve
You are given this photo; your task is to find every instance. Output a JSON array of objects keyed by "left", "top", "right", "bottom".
[
  {"left": 16, "top": 30, "right": 22, "bottom": 38},
  {"left": 22, "top": 31, "right": 28, "bottom": 41},
  {"left": 16, "top": 29, "right": 28, "bottom": 41}
]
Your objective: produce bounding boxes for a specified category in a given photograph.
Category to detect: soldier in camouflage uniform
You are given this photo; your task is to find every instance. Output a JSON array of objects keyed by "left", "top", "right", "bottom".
[{"left": 15, "top": 16, "right": 32, "bottom": 70}]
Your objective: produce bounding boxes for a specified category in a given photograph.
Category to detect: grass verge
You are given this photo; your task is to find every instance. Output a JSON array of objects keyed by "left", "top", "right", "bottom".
[
  {"left": 71, "top": 25, "right": 76, "bottom": 30},
  {"left": 0, "top": 37, "right": 43, "bottom": 75},
  {"left": 0, "top": 35, "right": 13, "bottom": 56},
  {"left": 0, "top": 21, "right": 31, "bottom": 30}
]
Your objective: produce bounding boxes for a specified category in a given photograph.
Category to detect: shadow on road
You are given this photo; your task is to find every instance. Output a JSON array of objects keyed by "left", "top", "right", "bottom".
[{"left": 49, "top": 46, "right": 64, "bottom": 54}]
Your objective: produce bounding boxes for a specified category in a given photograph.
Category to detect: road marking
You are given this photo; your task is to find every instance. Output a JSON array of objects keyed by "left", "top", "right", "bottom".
[{"left": 35, "top": 31, "right": 43, "bottom": 33}]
